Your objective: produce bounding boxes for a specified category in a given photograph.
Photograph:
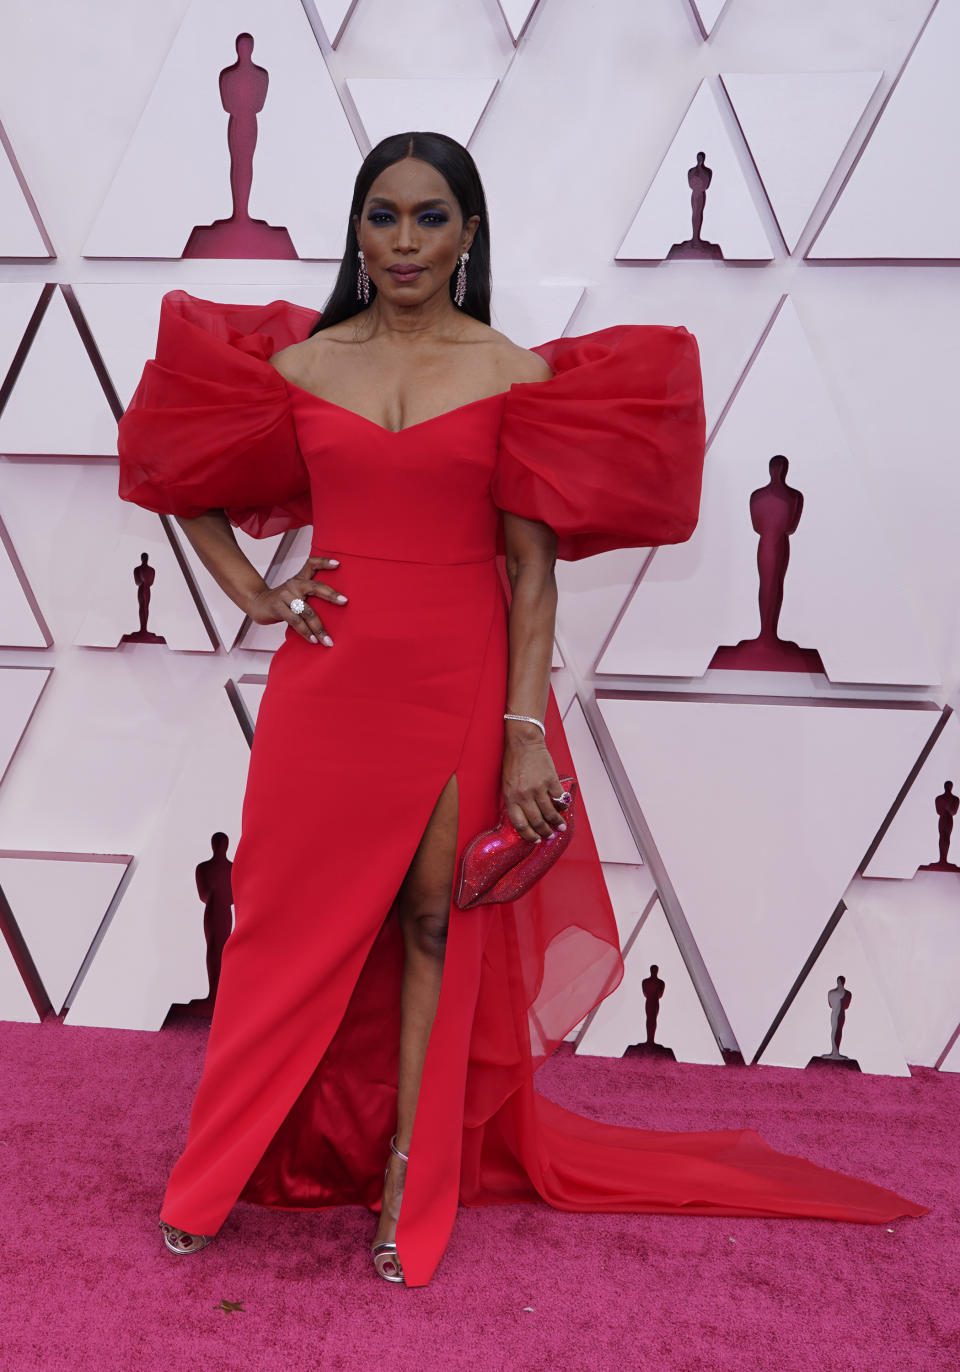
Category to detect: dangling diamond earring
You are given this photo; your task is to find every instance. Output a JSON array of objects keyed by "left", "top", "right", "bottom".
[
  {"left": 454, "top": 251, "right": 469, "bottom": 308},
  {"left": 357, "top": 248, "right": 370, "bottom": 305}
]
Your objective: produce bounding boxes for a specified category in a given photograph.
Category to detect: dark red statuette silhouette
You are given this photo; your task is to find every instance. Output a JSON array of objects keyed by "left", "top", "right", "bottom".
[
  {"left": 809, "top": 975, "right": 861, "bottom": 1072},
  {"left": 711, "top": 454, "right": 825, "bottom": 673},
  {"left": 183, "top": 33, "right": 296, "bottom": 260},
  {"left": 919, "top": 781, "right": 960, "bottom": 872},
  {"left": 668, "top": 151, "right": 723, "bottom": 260},
  {"left": 116, "top": 290, "right": 929, "bottom": 1288},
  {"left": 626, "top": 964, "right": 675, "bottom": 1060},
  {"left": 120, "top": 552, "right": 166, "bottom": 645},
  {"left": 164, "top": 832, "right": 235, "bottom": 1023}
]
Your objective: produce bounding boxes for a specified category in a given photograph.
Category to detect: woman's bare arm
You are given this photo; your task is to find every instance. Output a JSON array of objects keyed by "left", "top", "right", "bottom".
[
  {"left": 501, "top": 510, "right": 567, "bottom": 841},
  {"left": 175, "top": 509, "right": 344, "bottom": 645}
]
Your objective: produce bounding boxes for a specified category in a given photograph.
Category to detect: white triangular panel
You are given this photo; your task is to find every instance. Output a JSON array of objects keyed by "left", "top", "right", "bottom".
[
  {"left": 0, "top": 284, "right": 44, "bottom": 387},
  {"left": 598, "top": 696, "right": 937, "bottom": 1062},
  {"left": 0, "top": 938, "right": 39, "bottom": 1022},
  {"left": 313, "top": 0, "right": 359, "bottom": 47},
  {"left": 600, "top": 299, "right": 940, "bottom": 685},
  {"left": 0, "top": 124, "right": 50, "bottom": 256},
  {"left": 577, "top": 898, "right": 724, "bottom": 1064},
  {"left": 689, "top": 0, "right": 729, "bottom": 38},
  {"left": 844, "top": 871, "right": 960, "bottom": 1067},
  {"left": 496, "top": 0, "right": 541, "bottom": 43},
  {"left": 84, "top": 0, "right": 360, "bottom": 259},
  {"left": 0, "top": 854, "right": 128, "bottom": 1012},
  {"left": 759, "top": 908, "right": 910, "bottom": 1077},
  {"left": 74, "top": 281, "right": 334, "bottom": 409},
  {"left": 811, "top": 0, "right": 960, "bottom": 258},
  {"left": 722, "top": 71, "right": 882, "bottom": 252},
  {"left": 0, "top": 667, "right": 50, "bottom": 788},
  {"left": 866, "top": 712, "right": 960, "bottom": 878},
  {"left": 0, "top": 518, "right": 49, "bottom": 648},
  {"left": 68, "top": 687, "right": 249, "bottom": 1029},
  {"left": 347, "top": 78, "right": 498, "bottom": 151},
  {"left": 73, "top": 506, "right": 214, "bottom": 652},
  {"left": 617, "top": 81, "right": 777, "bottom": 262},
  {"left": 234, "top": 675, "right": 268, "bottom": 732},
  {"left": 0, "top": 289, "right": 117, "bottom": 456},
  {"left": 490, "top": 283, "right": 585, "bottom": 353},
  {"left": 940, "top": 1032, "right": 960, "bottom": 1072},
  {"left": 562, "top": 698, "right": 640, "bottom": 865},
  {"left": 242, "top": 527, "right": 314, "bottom": 651},
  {"left": 556, "top": 548, "right": 647, "bottom": 676},
  {"left": 169, "top": 521, "right": 282, "bottom": 650}
]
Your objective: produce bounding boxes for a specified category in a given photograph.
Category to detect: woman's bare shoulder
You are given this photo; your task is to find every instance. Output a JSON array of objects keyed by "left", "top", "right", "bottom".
[{"left": 478, "top": 323, "right": 554, "bottom": 384}]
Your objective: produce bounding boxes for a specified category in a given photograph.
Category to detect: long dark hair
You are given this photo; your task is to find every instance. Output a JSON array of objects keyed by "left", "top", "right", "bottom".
[{"left": 308, "top": 131, "right": 492, "bottom": 335}]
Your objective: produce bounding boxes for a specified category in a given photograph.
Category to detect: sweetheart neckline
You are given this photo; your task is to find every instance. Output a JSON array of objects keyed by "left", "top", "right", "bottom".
[{"left": 280, "top": 375, "right": 514, "bottom": 436}]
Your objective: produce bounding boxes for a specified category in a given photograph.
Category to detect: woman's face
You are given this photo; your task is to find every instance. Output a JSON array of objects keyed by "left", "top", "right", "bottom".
[{"left": 352, "top": 156, "right": 479, "bottom": 307}]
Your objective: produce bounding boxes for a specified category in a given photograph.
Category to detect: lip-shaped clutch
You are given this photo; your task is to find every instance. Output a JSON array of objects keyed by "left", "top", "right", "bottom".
[{"left": 453, "top": 777, "right": 577, "bottom": 910}]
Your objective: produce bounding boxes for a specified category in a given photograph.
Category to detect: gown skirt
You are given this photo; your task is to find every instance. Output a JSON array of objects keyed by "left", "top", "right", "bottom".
[{"left": 116, "top": 291, "right": 930, "bottom": 1288}]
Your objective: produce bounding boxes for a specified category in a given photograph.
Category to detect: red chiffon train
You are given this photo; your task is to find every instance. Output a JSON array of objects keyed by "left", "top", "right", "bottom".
[{"left": 116, "top": 292, "right": 929, "bottom": 1287}]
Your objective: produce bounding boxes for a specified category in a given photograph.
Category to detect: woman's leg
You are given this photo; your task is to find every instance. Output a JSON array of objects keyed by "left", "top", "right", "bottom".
[{"left": 372, "top": 773, "right": 458, "bottom": 1253}]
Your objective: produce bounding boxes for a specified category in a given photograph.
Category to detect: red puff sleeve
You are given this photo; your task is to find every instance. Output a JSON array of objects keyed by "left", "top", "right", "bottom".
[
  {"left": 492, "top": 323, "right": 706, "bottom": 560},
  {"left": 117, "top": 290, "right": 318, "bottom": 538}
]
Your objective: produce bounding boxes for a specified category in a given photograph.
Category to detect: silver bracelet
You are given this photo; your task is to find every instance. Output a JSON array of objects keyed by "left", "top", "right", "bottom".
[{"left": 503, "top": 712, "right": 546, "bottom": 738}]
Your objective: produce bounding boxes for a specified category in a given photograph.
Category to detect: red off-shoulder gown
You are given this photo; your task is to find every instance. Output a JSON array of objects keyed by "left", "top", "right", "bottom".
[{"left": 116, "top": 291, "right": 929, "bottom": 1287}]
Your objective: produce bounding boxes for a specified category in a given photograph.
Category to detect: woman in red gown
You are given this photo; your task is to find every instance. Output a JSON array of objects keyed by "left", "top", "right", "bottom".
[{"left": 116, "top": 132, "right": 929, "bottom": 1288}]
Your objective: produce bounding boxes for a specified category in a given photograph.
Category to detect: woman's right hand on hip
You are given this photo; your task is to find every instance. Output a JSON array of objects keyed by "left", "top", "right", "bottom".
[{"left": 247, "top": 555, "right": 346, "bottom": 646}]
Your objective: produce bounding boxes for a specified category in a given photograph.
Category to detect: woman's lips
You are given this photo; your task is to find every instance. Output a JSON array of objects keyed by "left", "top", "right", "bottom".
[{"left": 388, "top": 266, "right": 423, "bottom": 281}]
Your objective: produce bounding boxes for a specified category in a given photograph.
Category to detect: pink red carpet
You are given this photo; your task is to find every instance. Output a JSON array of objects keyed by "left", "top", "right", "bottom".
[{"left": 0, "top": 1016, "right": 954, "bottom": 1371}]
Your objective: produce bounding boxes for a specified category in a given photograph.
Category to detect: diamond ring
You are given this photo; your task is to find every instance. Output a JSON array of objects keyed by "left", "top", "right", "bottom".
[{"left": 289, "top": 597, "right": 306, "bottom": 615}]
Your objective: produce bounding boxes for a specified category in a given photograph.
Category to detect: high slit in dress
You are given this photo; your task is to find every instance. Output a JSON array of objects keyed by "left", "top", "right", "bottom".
[{"left": 116, "top": 291, "right": 929, "bottom": 1287}]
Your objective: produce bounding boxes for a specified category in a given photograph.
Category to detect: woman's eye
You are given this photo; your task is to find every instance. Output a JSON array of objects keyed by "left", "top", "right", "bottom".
[{"left": 366, "top": 211, "right": 449, "bottom": 226}]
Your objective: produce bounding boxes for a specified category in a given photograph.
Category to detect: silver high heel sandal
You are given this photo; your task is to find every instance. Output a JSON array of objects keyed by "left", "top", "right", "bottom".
[
  {"left": 371, "top": 1132, "right": 409, "bottom": 1284},
  {"left": 158, "top": 1217, "right": 212, "bottom": 1254}
]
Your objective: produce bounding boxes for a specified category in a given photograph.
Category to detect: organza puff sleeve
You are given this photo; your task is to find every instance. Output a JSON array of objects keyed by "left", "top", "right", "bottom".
[
  {"left": 493, "top": 324, "right": 706, "bottom": 560},
  {"left": 117, "top": 290, "right": 318, "bottom": 538}
]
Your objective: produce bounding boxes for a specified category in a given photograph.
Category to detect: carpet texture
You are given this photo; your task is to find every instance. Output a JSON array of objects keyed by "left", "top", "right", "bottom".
[{"left": 0, "top": 1017, "right": 954, "bottom": 1371}]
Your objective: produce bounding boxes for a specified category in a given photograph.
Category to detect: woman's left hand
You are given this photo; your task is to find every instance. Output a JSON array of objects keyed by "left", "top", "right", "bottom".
[{"left": 502, "top": 737, "right": 568, "bottom": 842}]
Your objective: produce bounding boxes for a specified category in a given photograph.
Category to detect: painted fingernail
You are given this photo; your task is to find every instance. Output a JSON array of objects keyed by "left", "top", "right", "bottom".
[
  {"left": 310, "top": 634, "right": 319, "bottom": 643},
  {"left": 322, "top": 635, "right": 334, "bottom": 646},
  {"left": 557, "top": 822, "right": 567, "bottom": 831},
  {"left": 328, "top": 558, "right": 339, "bottom": 566},
  {"left": 335, "top": 594, "right": 347, "bottom": 603}
]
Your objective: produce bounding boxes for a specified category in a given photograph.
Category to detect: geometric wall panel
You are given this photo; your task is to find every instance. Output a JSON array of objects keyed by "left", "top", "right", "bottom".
[
  {"left": 688, "top": 0, "right": 729, "bottom": 39},
  {"left": 0, "top": 120, "right": 51, "bottom": 257},
  {"left": 597, "top": 695, "right": 938, "bottom": 1062},
  {"left": 0, "top": 667, "right": 50, "bottom": 788},
  {"left": 488, "top": 283, "right": 585, "bottom": 355},
  {"left": 73, "top": 282, "right": 334, "bottom": 410},
  {"left": 844, "top": 871, "right": 960, "bottom": 1068},
  {"left": 0, "top": 935, "right": 40, "bottom": 1022},
  {"left": 73, "top": 506, "right": 215, "bottom": 653},
  {"left": 495, "top": 0, "right": 542, "bottom": 43},
  {"left": 555, "top": 547, "right": 649, "bottom": 676},
  {"left": 864, "top": 711, "right": 960, "bottom": 877},
  {"left": 83, "top": 0, "right": 360, "bottom": 259},
  {"left": 312, "top": 0, "right": 360, "bottom": 47},
  {"left": 598, "top": 299, "right": 940, "bottom": 685},
  {"left": 0, "top": 284, "right": 44, "bottom": 389},
  {"left": 0, "top": 516, "right": 50, "bottom": 648},
  {"left": 560, "top": 697, "right": 641, "bottom": 864},
  {"left": 346, "top": 78, "right": 499, "bottom": 152},
  {"left": 0, "top": 853, "right": 130, "bottom": 1017},
  {"left": 941, "top": 1032, "right": 960, "bottom": 1073},
  {"left": 0, "top": 288, "right": 117, "bottom": 456},
  {"left": 576, "top": 897, "right": 725, "bottom": 1065},
  {"left": 721, "top": 71, "right": 881, "bottom": 252},
  {"left": 757, "top": 907, "right": 911, "bottom": 1077},
  {"left": 617, "top": 80, "right": 777, "bottom": 262},
  {"left": 169, "top": 520, "right": 283, "bottom": 652},
  {"left": 66, "top": 685, "right": 250, "bottom": 1029},
  {"left": 811, "top": 0, "right": 960, "bottom": 258}
]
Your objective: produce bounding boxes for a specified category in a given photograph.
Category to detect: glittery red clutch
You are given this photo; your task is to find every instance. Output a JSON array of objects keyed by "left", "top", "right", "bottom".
[{"left": 453, "top": 778, "right": 577, "bottom": 909}]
